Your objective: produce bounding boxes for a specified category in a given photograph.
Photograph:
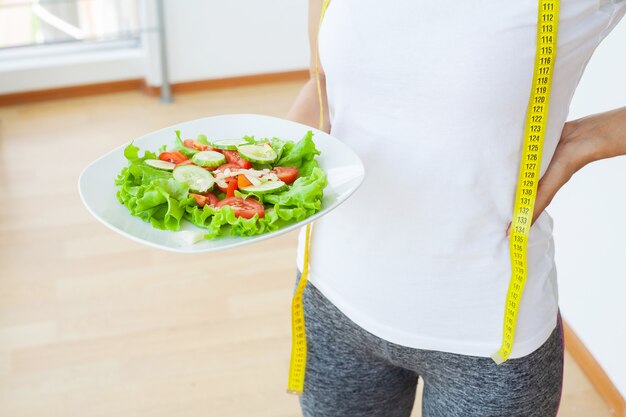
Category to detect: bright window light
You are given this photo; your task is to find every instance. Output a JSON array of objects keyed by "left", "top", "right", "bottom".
[{"left": 0, "top": 0, "right": 141, "bottom": 50}]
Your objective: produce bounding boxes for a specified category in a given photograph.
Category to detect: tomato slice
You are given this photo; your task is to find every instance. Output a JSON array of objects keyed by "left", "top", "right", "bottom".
[
  {"left": 215, "top": 163, "right": 241, "bottom": 172},
  {"left": 176, "top": 160, "right": 195, "bottom": 166},
  {"left": 215, "top": 196, "right": 264, "bottom": 219},
  {"left": 183, "top": 139, "right": 216, "bottom": 152},
  {"left": 200, "top": 192, "right": 219, "bottom": 206},
  {"left": 190, "top": 192, "right": 218, "bottom": 208},
  {"left": 190, "top": 193, "right": 206, "bottom": 207},
  {"left": 172, "top": 150, "right": 189, "bottom": 160},
  {"left": 222, "top": 150, "right": 238, "bottom": 164},
  {"left": 271, "top": 166, "right": 298, "bottom": 185},
  {"left": 183, "top": 139, "right": 199, "bottom": 149},
  {"left": 216, "top": 179, "right": 231, "bottom": 193},
  {"left": 222, "top": 150, "right": 252, "bottom": 169},
  {"left": 159, "top": 151, "right": 188, "bottom": 164},
  {"left": 226, "top": 180, "right": 238, "bottom": 198},
  {"left": 238, "top": 160, "right": 252, "bottom": 169}
]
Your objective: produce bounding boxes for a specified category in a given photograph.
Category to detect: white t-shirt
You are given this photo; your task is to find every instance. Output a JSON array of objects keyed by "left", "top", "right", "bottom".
[{"left": 297, "top": 0, "right": 626, "bottom": 358}]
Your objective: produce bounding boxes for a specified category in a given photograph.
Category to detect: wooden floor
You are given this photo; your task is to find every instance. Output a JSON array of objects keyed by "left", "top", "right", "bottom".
[{"left": 0, "top": 81, "right": 615, "bottom": 417}]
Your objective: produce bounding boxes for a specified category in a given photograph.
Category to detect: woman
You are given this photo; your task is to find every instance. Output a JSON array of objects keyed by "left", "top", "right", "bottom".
[{"left": 286, "top": 1, "right": 626, "bottom": 416}]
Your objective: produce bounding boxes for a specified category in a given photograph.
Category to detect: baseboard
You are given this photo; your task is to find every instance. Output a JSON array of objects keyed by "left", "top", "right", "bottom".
[
  {"left": 563, "top": 320, "right": 625, "bottom": 416},
  {"left": 141, "top": 69, "right": 309, "bottom": 96},
  {"left": 0, "top": 79, "right": 145, "bottom": 106},
  {"left": 0, "top": 69, "right": 309, "bottom": 107}
]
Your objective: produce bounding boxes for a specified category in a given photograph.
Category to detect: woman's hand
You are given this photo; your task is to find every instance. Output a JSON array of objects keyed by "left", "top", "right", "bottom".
[{"left": 506, "top": 106, "right": 626, "bottom": 236}]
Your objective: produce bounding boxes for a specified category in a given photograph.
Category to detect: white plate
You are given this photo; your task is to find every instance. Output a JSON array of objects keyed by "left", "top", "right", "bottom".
[{"left": 78, "top": 113, "right": 365, "bottom": 253}]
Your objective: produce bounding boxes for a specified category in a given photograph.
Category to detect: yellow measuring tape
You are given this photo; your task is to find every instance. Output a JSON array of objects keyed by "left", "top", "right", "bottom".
[
  {"left": 491, "top": 0, "right": 560, "bottom": 364},
  {"left": 286, "top": 0, "right": 330, "bottom": 396},
  {"left": 288, "top": 0, "right": 559, "bottom": 394}
]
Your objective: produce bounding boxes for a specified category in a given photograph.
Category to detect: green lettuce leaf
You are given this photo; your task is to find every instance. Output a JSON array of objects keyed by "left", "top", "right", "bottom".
[
  {"left": 115, "top": 142, "right": 191, "bottom": 230},
  {"left": 298, "top": 158, "right": 320, "bottom": 178},
  {"left": 134, "top": 178, "right": 192, "bottom": 230},
  {"left": 234, "top": 189, "right": 266, "bottom": 204},
  {"left": 184, "top": 204, "right": 279, "bottom": 238},
  {"left": 265, "top": 166, "right": 327, "bottom": 211},
  {"left": 275, "top": 130, "right": 319, "bottom": 168},
  {"left": 122, "top": 140, "right": 158, "bottom": 162}
]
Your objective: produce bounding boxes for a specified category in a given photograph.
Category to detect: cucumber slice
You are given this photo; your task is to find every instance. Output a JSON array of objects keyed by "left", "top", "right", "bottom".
[
  {"left": 239, "top": 180, "right": 287, "bottom": 195},
  {"left": 173, "top": 165, "right": 214, "bottom": 193},
  {"left": 192, "top": 150, "right": 226, "bottom": 167},
  {"left": 144, "top": 159, "right": 176, "bottom": 171},
  {"left": 237, "top": 144, "right": 278, "bottom": 164},
  {"left": 209, "top": 138, "right": 249, "bottom": 150}
]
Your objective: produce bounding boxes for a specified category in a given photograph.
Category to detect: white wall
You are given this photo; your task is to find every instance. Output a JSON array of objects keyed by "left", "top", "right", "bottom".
[
  {"left": 551, "top": 21, "right": 626, "bottom": 396},
  {"left": 0, "top": 47, "right": 145, "bottom": 94},
  {"left": 143, "top": 0, "right": 309, "bottom": 86}
]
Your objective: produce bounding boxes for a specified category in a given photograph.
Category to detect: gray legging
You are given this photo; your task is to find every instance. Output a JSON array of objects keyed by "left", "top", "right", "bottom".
[{"left": 294, "top": 269, "right": 564, "bottom": 417}]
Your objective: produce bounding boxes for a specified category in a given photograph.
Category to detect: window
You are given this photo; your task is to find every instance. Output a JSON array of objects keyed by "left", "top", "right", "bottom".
[{"left": 0, "top": 0, "right": 141, "bottom": 51}]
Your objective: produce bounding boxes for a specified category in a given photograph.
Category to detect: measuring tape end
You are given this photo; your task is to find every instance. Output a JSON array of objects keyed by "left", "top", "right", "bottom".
[
  {"left": 490, "top": 352, "right": 506, "bottom": 365},
  {"left": 286, "top": 388, "right": 303, "bottom": 396}
]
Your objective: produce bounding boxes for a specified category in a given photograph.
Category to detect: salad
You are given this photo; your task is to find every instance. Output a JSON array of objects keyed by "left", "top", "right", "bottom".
[{"left": 114, "top": 130, "right": 328, "bottom": 241}]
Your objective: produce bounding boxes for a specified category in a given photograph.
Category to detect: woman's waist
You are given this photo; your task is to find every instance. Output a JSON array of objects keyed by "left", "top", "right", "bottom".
[
  {"left": 324, "top": 187, "right": 550, "bottom": 243},
  {"left": 299, "top": 205, "right": 554, "bottom": 269},
  {"left": 298, "top": 226, "right": 555, "bottom": 301}
]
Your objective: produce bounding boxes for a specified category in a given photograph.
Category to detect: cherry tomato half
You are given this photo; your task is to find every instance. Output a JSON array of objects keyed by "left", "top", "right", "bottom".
[
  {"left": 189, "top": 192, "right": 218, "bottom": 208},
  {"left": 159, "top": 151, "right": 188, "bottom": 164},
  {"left": 215, "top": 196, "right": 264, "bottom": 219},
  {"left": 200, "top": 192, "right": 219, "bottom": 206},
  {"left": 183, "top": 139, "right": 217, "bottom": 152},
  {"left": 222, "top": 150, "right": 252, "bottom": 169},
  {"left": 215, "top": 163, "right": 241, "bottom": 172},
  {"left": 176, "top": 160, "right": 195, "bottom": 166},
  {"left": 270, "top": 166, "right": 298, "bottom": 185},
  {"left": 226, "top": 180, "right": 238, "bottom": 198}
]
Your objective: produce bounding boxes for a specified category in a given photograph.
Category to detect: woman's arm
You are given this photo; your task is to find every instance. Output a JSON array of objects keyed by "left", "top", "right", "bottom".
[
  {"left": 507, "top": 105, "right": 626, "bottom": 235},
  {"left": 563, "top": 106, "right": 626, "bottom": 163},
  {"left": 285, "top": 0, "right": 331, "bottom": 133}
]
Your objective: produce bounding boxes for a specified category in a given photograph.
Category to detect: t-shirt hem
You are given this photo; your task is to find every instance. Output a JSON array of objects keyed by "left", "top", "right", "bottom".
[{"left": 304, "top": 268, "right": 558, "bottom": 360}]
